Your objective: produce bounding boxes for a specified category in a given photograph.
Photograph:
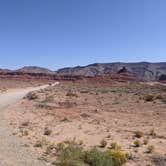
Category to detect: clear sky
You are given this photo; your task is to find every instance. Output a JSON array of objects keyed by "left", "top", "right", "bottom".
[{"left": 0, "top": 0, "right": 166, "bottom": 70}]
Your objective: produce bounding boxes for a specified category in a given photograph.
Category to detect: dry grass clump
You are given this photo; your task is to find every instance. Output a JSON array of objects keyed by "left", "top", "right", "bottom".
[
  {"left": 110, "top": 142, "right": 121, "bottom": 151},
  {"left": 44, "top": 127, "right": 52, "bottom": 136},
  {"left": 149, "top": 129, "right": 156, "bottom": 137},
  {"left": 135, "top": 131, "right": 144, "bottom": 138},
  {"left": 143, "top": 139, "right": 149, "bottom": 145},
  {"left": 134, "top": 140, "right": 141, "bottom": 147},
  {"left": 66, "top": 91, "right": 78, "bottom": 97},
  {"left": 34, "top": 138, "right": 49, "bottom": 148},
  {"left": 100, "top": 139, "right": 107, "bottom": 148},
  {"left": 34, "top": 140, "right": 43, "bottom": 148},
  {"left": 147, "top": 145, "right": 155, "bottom": 153},
  {"left": 106, "top": 149, "right": 128, "bottom": 166},
  {"left": 20, "top": 129, "right": 29, "bottom": 136}
]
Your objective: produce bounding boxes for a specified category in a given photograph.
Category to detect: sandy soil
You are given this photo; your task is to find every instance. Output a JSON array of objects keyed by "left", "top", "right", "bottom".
[
  {"left": 0, "top": 85, "right": 50, "bottom": 166},
  {"left": 6, "top": 81, "right": 166, "bottom": 166},
  {"left": 0, "top": 78, "right": 53, "bottom": 93}
]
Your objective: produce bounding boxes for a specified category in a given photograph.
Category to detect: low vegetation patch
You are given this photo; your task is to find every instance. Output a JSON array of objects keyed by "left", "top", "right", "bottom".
[
  {"left": 66, "top": 91, "right": 78, "bottom": 97},
  {"left": 106, "top": 149, "right": 128, "bottom": 166},
  {"left": 134, "top": 140, "right": 141, "bottom": 147},
  {"left": 100, "top": 139, "right": 107, "bottom": 148},
  {"left": 44, "top": 127, "right": 52, "bottom": 136},
  {"left": 149, "top": 129, "right": 156, "bottom": 137},
  {"left": 110, "top": 142, "right": 121, "bottom": 151},
  {"left": 135, "top": 131, "right": 144, "bottom": 138},
  {"left": 44, "top": 140, "right": 127, "bottom": 166},
  {"left": 147, "top": 145, "right": 155, "bottom": 153},
  {"left": 143, "top": 139, "right": 149, "bottom": 145}
]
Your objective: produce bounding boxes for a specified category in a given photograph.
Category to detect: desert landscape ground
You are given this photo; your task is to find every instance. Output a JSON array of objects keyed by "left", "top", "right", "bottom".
[
  {"left": 1, "top": 0, "right": 166, "bottom": 165},
  {"left": 0, "top": 73, "right": 165, "bottom": 166}
]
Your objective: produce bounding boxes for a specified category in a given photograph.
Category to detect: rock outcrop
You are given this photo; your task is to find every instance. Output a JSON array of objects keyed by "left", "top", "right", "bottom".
[{"left": 57, "top": 62, "right": 166, "bottom": 81}]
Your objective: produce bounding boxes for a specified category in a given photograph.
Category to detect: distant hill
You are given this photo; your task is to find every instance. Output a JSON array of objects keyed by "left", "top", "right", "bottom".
[
  {"left": 1, "top": 62, "right": 166, "bottom": 81},
  {"left": 16, "top": 66, "right": 55, "bottom": 74},
  {"left": 0, "top": 68, "right": 11, "bottom": 73},
  {"left": 57, "top": 62, "right": 166, "bottom": 81}
]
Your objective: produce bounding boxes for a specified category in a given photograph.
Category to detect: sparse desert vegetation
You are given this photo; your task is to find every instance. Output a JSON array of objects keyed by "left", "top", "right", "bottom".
[{"left": 6, "top": 80, "right": 166, "bottom": 165}]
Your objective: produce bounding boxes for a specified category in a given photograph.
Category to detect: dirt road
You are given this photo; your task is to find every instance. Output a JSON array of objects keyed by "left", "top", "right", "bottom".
[{"left": 0, "top": 85, "right": 49, "bottom": 166}]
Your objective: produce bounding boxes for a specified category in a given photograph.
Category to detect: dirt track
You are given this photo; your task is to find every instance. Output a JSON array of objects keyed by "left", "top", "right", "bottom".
[{"left": 0, "top": 86, "right": 48, "bottom": 166}]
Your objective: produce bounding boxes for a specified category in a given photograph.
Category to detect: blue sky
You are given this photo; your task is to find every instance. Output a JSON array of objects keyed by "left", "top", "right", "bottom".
[{"left": 0, "top": 0, "right": 166, "bottom": 70}]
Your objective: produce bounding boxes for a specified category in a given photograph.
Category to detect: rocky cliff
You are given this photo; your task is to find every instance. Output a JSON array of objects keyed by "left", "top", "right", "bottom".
[{"left": 57, "top": 62, "right": 166, "bottom": 81}]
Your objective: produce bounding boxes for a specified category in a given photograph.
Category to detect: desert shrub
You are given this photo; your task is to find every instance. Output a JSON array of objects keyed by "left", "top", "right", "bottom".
[
  {"left": 34, "top": 138, "right": 49, "bottom": 148},
  {"left": 59, "top": 101, "right": 77, "bottom": 108},
  {"left": 144, "top": 95, "right": 154, "bottom": 102},
  {"left": 147, "top": 145, "right": 155, "bottom": 153},
  {"left": 22, "top": 130, "right": 29, "bottom": 136},
  {"left": 61, "top": 117, "right": 70, "bottom": 122},
  {"left": 21, "top": 121, "right": 29, "bottom": 127},
  {"left": 55, "top": 141, "right": 127, "bottom": 166},
  {"left": 106, "top": 149, "right": 128, "bottom": 166},
  {"left": 66, "top": 91, "right": 78, "bottom": 97},
  {"left": 100, "top": 139, "right": 107, "bottom": 148},
  {"left": 134, "top": 140, "right": 141, "bottom": 147},
  {"left": 149, "top": 129, "right": 156, "bottom": 137},
  {"left": 84, "top": 148, "right": 114, "bottom": 166},
  {"left": 110, "top": 142, "right": 121, "bottom": 151},
  {"left": 56, "top": 143, "right": 65, "bottom": 153},
  {"left": 80, "top": 113, "right": 90, "bottom": 118},
  {"left": 126, "top": 153, "right": 133, "bottom": 160},
  {"left": 26, "top": 92, "right": 38, "bottom": 100},
  {"left": 44, "top": 95, "right": 54, "bottom": 102},
  {"left": 45, "top": 143, "right": 56, "bottom": 155},
  {"left": 19, "top": 129, "right": 29, "bottom": 136},
  {"left": 44, "top": 127, "right": 52, "bottom": 136},
  {"left": 37, "top": 102, "right": 55, "bottom": 110},
  {"left": 155, "top": 95, "right": 163, "bottom": 100},
  {"left": 143, "top": 139, "right": 149, "bottom": 145},
  {"left": 78, "top": 140, "right": 84, "bottom": 146},
  {"left": 34, "top": 140, "right": 43, "bottom": 148},
  {"left": 56, "top": 142, "right": 85, "bottom": 166},
  {"left": 135, "top": 131, "right": 144, "bottom": 138}
]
